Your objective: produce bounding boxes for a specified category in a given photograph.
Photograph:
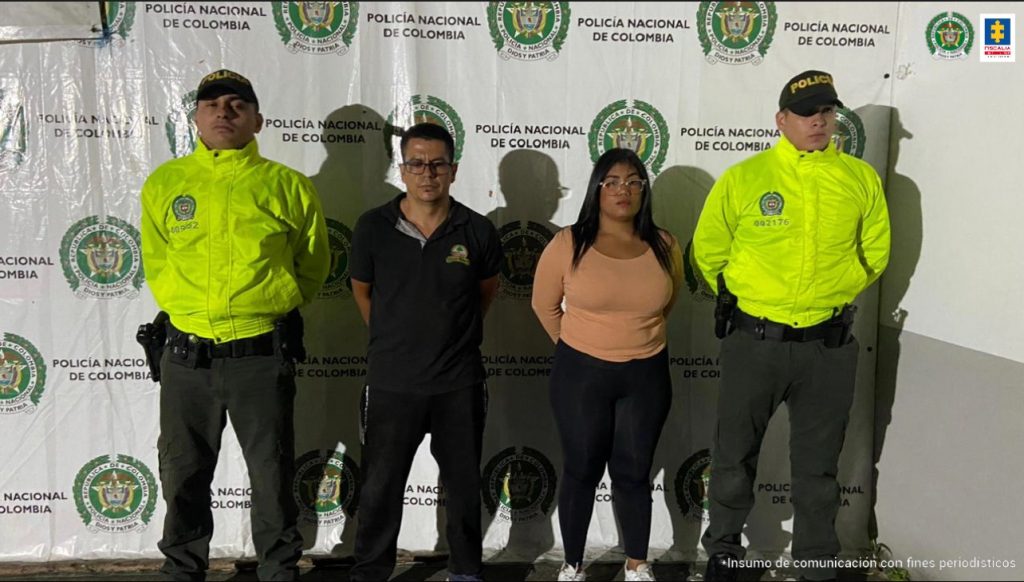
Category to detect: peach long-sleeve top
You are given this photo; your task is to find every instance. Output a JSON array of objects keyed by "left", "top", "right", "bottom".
[{"left": 531, "top": 228, "right": 683, "bottom": 362}]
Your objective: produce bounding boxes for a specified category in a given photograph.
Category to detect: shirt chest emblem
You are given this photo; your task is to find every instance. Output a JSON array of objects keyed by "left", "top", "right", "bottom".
[{"left": 445, "top": 244, "right": 470, "bottom": 266}]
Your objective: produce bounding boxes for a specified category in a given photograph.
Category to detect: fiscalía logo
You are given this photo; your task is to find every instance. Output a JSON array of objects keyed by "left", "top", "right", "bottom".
[
  {"left": 589, "top": 99, "right": 670, "bottom": 176},
  {"left": 482, "top": 446, "right": 556, "bottom": 523},
  {"left": 833, "top": 107, "right": 866, "bottom": 159},
  {"left": 319, "top": 218, "right": 353, "bottom": 299},
  {"left": 674, "top": 448, "right": 712, "bottom": 522},
  {"left": 980, "top": 14, "right": 1015, "bottom": 63},
  {"left": 446, "top": 244, "right": 470, "bottom": 266},
  {"left": 497, "top": 221, "right": 553, "bottom": 300},
  {"left": 172, "top": 195, "right": 196, "bottom": 221},
  {"left": 698, "top": 1, "right": 777, "bottom": 65},
  {"left": 292, "top": 449, "right": 360, "bottom": 526},
  {"left": 683, "top": 239, "right": 715, "bottom": 302},
  {"left": 0, "top": 84, "right": 27, "bottom": 172},
  {"left": 759, "top": 192, "right": 784, "bottom": 216},
  {"left": 77, "top": 1, "right": 137, "bottom": 47},
  {"left": 74, "top": 454, "right": 157, "bottom": 533},
  {"left": 0, "top": 333, "right": 46, "bottom": 415},
  {"left": 60, "top": 215, "right": 144, "bottom": 299},
  {"left": 487, "top": 2, "right": 571, "bottom": 62},
  {"left": 388, "top": 95, "right": 465, "bottom": 163},
  {"left": 165, "top": 90, "right": 198, "bottom": 158},
  {"left": 273, "top": 1, "right": 359, "bottom": 55},
  {"left": 926, "top": 11, "right": 973, "bottom": 60}
]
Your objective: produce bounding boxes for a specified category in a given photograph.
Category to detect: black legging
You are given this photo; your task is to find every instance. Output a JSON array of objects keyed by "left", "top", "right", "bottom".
[{"left": 549, "top": 340, "right": 672, "bottom": 566}]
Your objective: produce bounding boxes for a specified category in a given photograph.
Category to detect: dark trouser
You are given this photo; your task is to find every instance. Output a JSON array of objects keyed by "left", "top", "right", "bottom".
[
  {"left": 701, "top": 330, "right": 859, "bottom": 581},
  {"left": 157, "top": 350, "right": 302, "bottom": 582},
  {"left": 351, "top": 384, "right": 487, "bottom": 582},
  {"left": 549, "top": 341, "right": 672, "bottom": 567}
]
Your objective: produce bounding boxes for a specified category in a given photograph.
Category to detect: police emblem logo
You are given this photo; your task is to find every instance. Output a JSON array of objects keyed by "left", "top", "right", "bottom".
[
  {"left": 482, "top": 446, "right": 556, "bottom": 523},
  {"left": 674, "top": 449, "right": 713, "bottom": 521},
  {"left": 589, "top": 99, "right": 670, "bottom": 175},
  {"left": 165, "top": 90, "right": 198, "bottom": 158},
  {"left": 0, "top": 84, "right": 27, "bottom": 172},
  {"left": 833, "top": 107, "right": 866, "bottom": 159},
  {"left": 446, "top": 244, "right": 471, "bottom": 266},
  {"left": 0, "top": 333, "right": 46, "bottom": 415},
  {"left": 76, "top": 1, "right": 136, "bottom": 47},
  {"left": 292, "top": 449, "right": 360, "bottom": 526},
  {"left": 60, "top": 215, "right": 144, "bottom": 299},
  {"left": 388, "top": 95, "right": 465, "bottom": 163},
  {"left": 759, "top": 192, "right": 784, "bottom": 216},
  {"left": 487, "top": 2, "right": 571, "bottom": 62},
  {"left": 272, "top": 1, "right": 359, "bottom": 56},
  {"left": 73, "top": 454, "right": 157, "bottom": 533},
  {"left": 172, "top": 195, "right": 197, "bottom": 222},
  {"left": 319, "top": 218, "right": 353, "bottom": 299},
  {"left": 926, "top": 11, "right": 974, "bottom": 60},
  {"left": 697, "top": 1, "right": 777, "bottom": 65},
  {"left": 497, "top": 221, "right": 553, "bottom": 300}
]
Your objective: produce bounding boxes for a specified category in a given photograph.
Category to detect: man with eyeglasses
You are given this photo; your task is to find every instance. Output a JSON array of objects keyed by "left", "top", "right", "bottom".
[
  {"left": 348, "top": 122, "right": 503, "bottom": 582},
  {"left": 693, "top": 71, "right": 891, "bottom": 582}
]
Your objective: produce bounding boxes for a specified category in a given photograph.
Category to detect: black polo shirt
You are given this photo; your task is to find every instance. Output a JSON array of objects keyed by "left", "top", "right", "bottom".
[{"left": 350, "top": 193, "right": 503, "bottom": 394}]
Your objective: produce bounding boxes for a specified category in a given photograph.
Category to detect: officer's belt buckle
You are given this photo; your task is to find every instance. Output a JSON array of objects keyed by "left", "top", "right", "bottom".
[{"left": 754, "top": 319, "right": 766, "bottom": 340}]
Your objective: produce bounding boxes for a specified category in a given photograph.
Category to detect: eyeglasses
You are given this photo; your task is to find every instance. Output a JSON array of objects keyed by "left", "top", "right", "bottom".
[
  {"left": 600, "top": 178, "right": 647, "bottom": 192},
  {"left": 401, "top": 160, "right": 453, "bottom": 176}
]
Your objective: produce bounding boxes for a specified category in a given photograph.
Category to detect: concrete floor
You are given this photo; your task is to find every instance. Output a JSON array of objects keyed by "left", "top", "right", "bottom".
[{"left": 0, "top": 555, "right": 890, "bottom": 581}]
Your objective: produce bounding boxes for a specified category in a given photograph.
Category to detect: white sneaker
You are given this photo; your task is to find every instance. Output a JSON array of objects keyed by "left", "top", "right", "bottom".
[
  {"left": 624, "top": 561, "right": 656, "bottom": 581},
  {"left": 557, "top": 562, "right": 587, "bottom": 581}
]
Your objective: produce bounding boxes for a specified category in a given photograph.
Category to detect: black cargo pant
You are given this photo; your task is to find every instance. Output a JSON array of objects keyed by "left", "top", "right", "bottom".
[
  {"left": 701, "top": 330, "right": 859, "bottom": 581},
  {"left": 156, "top": 346, "right": 302, "bottom": 582},
  {"left": 351, "top": 384, "right": 487, "bottom": 582}
]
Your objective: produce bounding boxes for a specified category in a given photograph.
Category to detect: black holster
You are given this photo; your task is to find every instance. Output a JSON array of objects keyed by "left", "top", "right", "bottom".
[
  {"left": 274, "top": 308, "right": 307, "bottom": 365},
  {"left": 823, "top": 304, "right": 858, "bottom": 348},
  {"left": 714, "top": 273, "right": 737, "bottom": 339},
  {"left": 136, "top": 311, "right": 170, "bottom": 382}
]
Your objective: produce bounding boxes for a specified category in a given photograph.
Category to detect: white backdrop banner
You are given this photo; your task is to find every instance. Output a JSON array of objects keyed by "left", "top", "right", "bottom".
[{"left": 0, "top": 0, "right": 917, "bottom": 563}]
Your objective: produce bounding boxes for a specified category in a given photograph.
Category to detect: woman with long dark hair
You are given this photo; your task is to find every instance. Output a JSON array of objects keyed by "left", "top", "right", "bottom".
[{"left": 532, "top": 148, "right": 682, "bottom": 581}]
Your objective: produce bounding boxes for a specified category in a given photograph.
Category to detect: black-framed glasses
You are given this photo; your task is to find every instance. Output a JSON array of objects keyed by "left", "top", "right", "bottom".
[
  {"left": 401, "top": 160, "right": 453, "bottom": 176},
  {"left": 600, "top": 178, "right": 647, "bottom": 192}
]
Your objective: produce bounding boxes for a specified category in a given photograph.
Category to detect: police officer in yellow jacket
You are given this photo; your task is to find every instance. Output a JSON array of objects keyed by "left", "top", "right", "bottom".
[
  {"left": 694, "top": 71, "right": 890, "bottom": 582},
  {"left": 140, "top": 69, "right": 329, "bottom": 582}
]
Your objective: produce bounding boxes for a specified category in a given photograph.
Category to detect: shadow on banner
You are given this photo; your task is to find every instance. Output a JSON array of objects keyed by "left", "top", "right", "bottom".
[
  {"left": 480, "top": 149, "right": 567, "bottom": 562},
  {"left": 294, "top": 104, "right": 401, "bottom": 556},
  {"left": 872, "top": 106, "right": 920, "bottom": 545},
  {"left": 650, "top": 164, "right": 723, "bottom": 561}
]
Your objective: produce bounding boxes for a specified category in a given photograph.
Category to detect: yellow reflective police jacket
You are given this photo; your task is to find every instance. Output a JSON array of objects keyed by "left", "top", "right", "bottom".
[
  {"left": 693, "top": 134, "right": 890, "bottom": 328},
  {"left": 141, "top": 138, "right": 329, "bottom": 342}
]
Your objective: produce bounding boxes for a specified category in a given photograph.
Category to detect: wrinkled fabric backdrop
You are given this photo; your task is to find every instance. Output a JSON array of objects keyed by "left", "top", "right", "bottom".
[{"left": 0, "top": 1, "right": 1013, "bottom": 567}]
